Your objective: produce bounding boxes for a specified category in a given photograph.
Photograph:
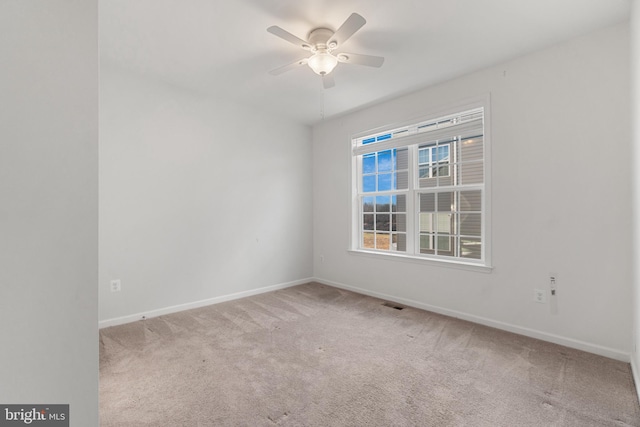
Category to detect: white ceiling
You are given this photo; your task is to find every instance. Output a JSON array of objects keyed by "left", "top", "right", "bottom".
[{"left": 100, "top": 0, "right": 630, "bottom": 126}]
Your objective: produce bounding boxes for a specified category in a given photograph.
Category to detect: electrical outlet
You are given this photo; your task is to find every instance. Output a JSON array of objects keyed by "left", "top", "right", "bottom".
[
  {"left": 534, "top": 288, "right": 547, "bottom": 303},
  {"left": 110, "top": 279, "right": 121, "bottom": 292}
]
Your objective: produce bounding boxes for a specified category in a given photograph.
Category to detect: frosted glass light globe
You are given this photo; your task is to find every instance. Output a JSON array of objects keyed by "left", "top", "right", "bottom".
[{"left": 308, "top": 52, "right": 338, "bottom": 75}]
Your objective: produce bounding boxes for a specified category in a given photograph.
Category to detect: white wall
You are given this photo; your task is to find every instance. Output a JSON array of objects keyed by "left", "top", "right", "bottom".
[
  {"left": 631, "top": 0, "right": 640, "bottom": 377},
  {"left": 313, "top": 23, "right": 631, "bottom": 360},
  {"left": 0, "top": 0, "right": 98, "bottom": 424},
  {"left": 99, "top": 66, "right": 313, "bottom": 323}
]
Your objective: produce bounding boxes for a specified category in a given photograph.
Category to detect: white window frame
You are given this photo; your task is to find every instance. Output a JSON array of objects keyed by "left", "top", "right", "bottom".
[{"left": 349, "top": 97, "right": 492, "bottom": 271}]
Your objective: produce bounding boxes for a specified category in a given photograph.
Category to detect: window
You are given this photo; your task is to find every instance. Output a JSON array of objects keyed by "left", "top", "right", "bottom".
[{"left": 351, "top": 105, "right": 489, "bottom": 266}]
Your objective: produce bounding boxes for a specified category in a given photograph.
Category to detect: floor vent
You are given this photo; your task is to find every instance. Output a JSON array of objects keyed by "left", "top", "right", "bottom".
[{"left": 382, "top": 302, "right": 405, "bottom": 310}]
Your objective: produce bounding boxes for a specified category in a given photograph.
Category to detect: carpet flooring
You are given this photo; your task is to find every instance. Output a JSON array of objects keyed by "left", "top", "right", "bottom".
[{"left": 100, "top": 282, "right": 640, "bottom": 426}]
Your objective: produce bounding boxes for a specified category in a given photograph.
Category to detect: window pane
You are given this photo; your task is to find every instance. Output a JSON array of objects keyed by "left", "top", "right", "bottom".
[
  {"left": 363, "top": 214, "right": 374, "bottom": 230},
  {"left": 436, "top": 164, "right": 449, "bottom": 178},
  {"left": 376, "top": 233, "right": 390, "bottom": 250},
  {"left": 459, "top": 162, "right": 483, "bottom": 184},
  {"left": 395, "top": 171, "right": 409, "bottom": 189},
  {"left": 437, "top": 173, "right": 453, "bottom": 187},
  {"left": 460, "top": 213, "right": 481, "bottom": 236},
  {"left": 363, "top": 196, "right": 374, "bottom": 212},
  {"left": 437, "top": 145, "right": 449, "bottom": 161},
  {"left": 378, "top": 173, "right": 392, "bottom": 191},
  {"left": 418, "top": 148, "right": 429, "bottom": 164},
  {"left": 436, "top": 213, "right": 452, "bottom": 233},
  {"left": 363, "top": 154, "right": 376, "bottom": 174},
  {"left": 420, "top": 193, "right": 435, "bottom": 212},
  {"left": 459, "top": 191, "right": 481, "bottom": 212},
  {"left": 396, "top": 148, "right": 408, "bottom": 170},
  {"left": 376, "top": 196, "right": 390, "bottom": 212},
  {"left": 391, "top": 233, "right": 398, "bottom": 251},
  {"left": 396, "top": 195, "right": 406, "bottom": 212},
  {"left": 393, "top": 214, "right": 406, "bottom": 232},
  {"left": 419, "top": 166, "right": 430, "bottom": 179},
  {"left": 363, "top": 175, "right": 376, "bottom": 192},
  {"left": 437, "top": 235, "right": 454, "bottom": 255},
  {"left": 437, "top": 192, "right": 453, "bottom": 212},
  {"left": 461, "top": 238, "right": 482, "bottom": 259},
  {"left": 363, "top": 232, "right": 375, "bottom": 249},
  {"left": 420, "top": 234, "right": 435, "bottom": 254},
  {"left": 378, "top": 150, "right": 393, "bottom": 172},
  {"left": 395, "top": 233, "right": 407, "bottom": 252},
  {"left": 419, "top": 213, "right": 434, "bottom": 233},
  {"left": 376, "top": 214, "right": 390, "bottom": 231},
  {"left": 460, "top": 137, "right": 483, "bottom": 162}
]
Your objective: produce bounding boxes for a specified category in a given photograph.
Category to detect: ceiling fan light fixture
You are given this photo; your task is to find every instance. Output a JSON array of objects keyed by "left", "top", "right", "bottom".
[{"left": 308, "top": 52, "right": 338, "bottom": 75}]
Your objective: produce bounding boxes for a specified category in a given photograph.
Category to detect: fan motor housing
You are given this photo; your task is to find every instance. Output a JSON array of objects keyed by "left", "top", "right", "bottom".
[{"left": 308, "top": 28, "right": 334, "bottom": 49}]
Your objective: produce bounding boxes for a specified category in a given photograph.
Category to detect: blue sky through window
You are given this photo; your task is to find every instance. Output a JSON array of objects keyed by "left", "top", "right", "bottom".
[
  {"left": 362, "top": 133, "right": 392, "bottom": 145},
  {"left": 377, "top": 150, "right": 392, "bottom": 172},
  {"left": 363, "top": 175, "right": 376, "bottom": 192},
  {"left": 363, "top": 153, "right": 376, "bottom": 174},
  {"left": 378, "top": 173, "right": 392, "bottom": 191},
  {"left": 363, "top": 149, "right": 403, "bottom": 193}
]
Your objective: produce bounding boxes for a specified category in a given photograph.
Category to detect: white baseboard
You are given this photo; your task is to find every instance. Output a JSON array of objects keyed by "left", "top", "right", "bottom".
[
  {"left": 631, "top": 355, "right": 640, "bottom": 404},
  {"left": 99, "top": 277, "right": 313, "bottom": 329},
  {"left": 314, "top": 277, "right": 631, "bottom": 363}
]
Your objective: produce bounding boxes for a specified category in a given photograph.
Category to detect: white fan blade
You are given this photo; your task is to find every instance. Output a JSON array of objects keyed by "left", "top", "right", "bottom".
[
  {"left": 269, "top": 58, "right": 309, "bottom": 75},
  {"left": 328, "top": 13, "right": 366, "bottom": 48},
  {"left": 267, "top": 26, "right": 312, "bottom": 50},
  {"left": 322, "top": 74, "right": 335, "bottom": 89},
  {"left": 336, "top": 52, "right": 384, "bottom": 68}
]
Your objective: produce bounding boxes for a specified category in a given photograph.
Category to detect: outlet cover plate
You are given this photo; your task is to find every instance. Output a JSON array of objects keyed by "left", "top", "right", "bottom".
[{"left": 534, "top": 288, "right": 547, "bottom": 303}]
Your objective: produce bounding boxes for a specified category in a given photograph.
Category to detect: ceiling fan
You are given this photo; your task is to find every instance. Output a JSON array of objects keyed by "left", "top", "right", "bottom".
[{"left": 267, "top": 13, "right": 385, "bottom": 89}]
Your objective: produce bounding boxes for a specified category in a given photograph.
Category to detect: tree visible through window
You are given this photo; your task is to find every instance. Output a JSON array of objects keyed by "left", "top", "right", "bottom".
[{"left": 352, "top": 106, "right": 488, "bottom": 265}]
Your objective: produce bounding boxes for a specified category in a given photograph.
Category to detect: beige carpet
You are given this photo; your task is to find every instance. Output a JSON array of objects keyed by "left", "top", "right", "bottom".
[{"left": 100, "top": 283, "right": 640, "bottom": 426}]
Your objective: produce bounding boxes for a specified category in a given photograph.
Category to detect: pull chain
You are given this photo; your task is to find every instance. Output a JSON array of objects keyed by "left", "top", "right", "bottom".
[{"left": 320, "top": 85, "right": 325, "bottom": 120}]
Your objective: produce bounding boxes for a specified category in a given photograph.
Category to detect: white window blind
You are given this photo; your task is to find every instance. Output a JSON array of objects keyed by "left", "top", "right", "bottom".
[{"left": 353, "top": 110, "right": 483, "bottom": 155}]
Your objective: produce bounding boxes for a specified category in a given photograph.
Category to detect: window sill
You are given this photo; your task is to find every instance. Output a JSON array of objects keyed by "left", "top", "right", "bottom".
[{"left": 347, "top": 249, "right": 493, "bottom": 273}]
